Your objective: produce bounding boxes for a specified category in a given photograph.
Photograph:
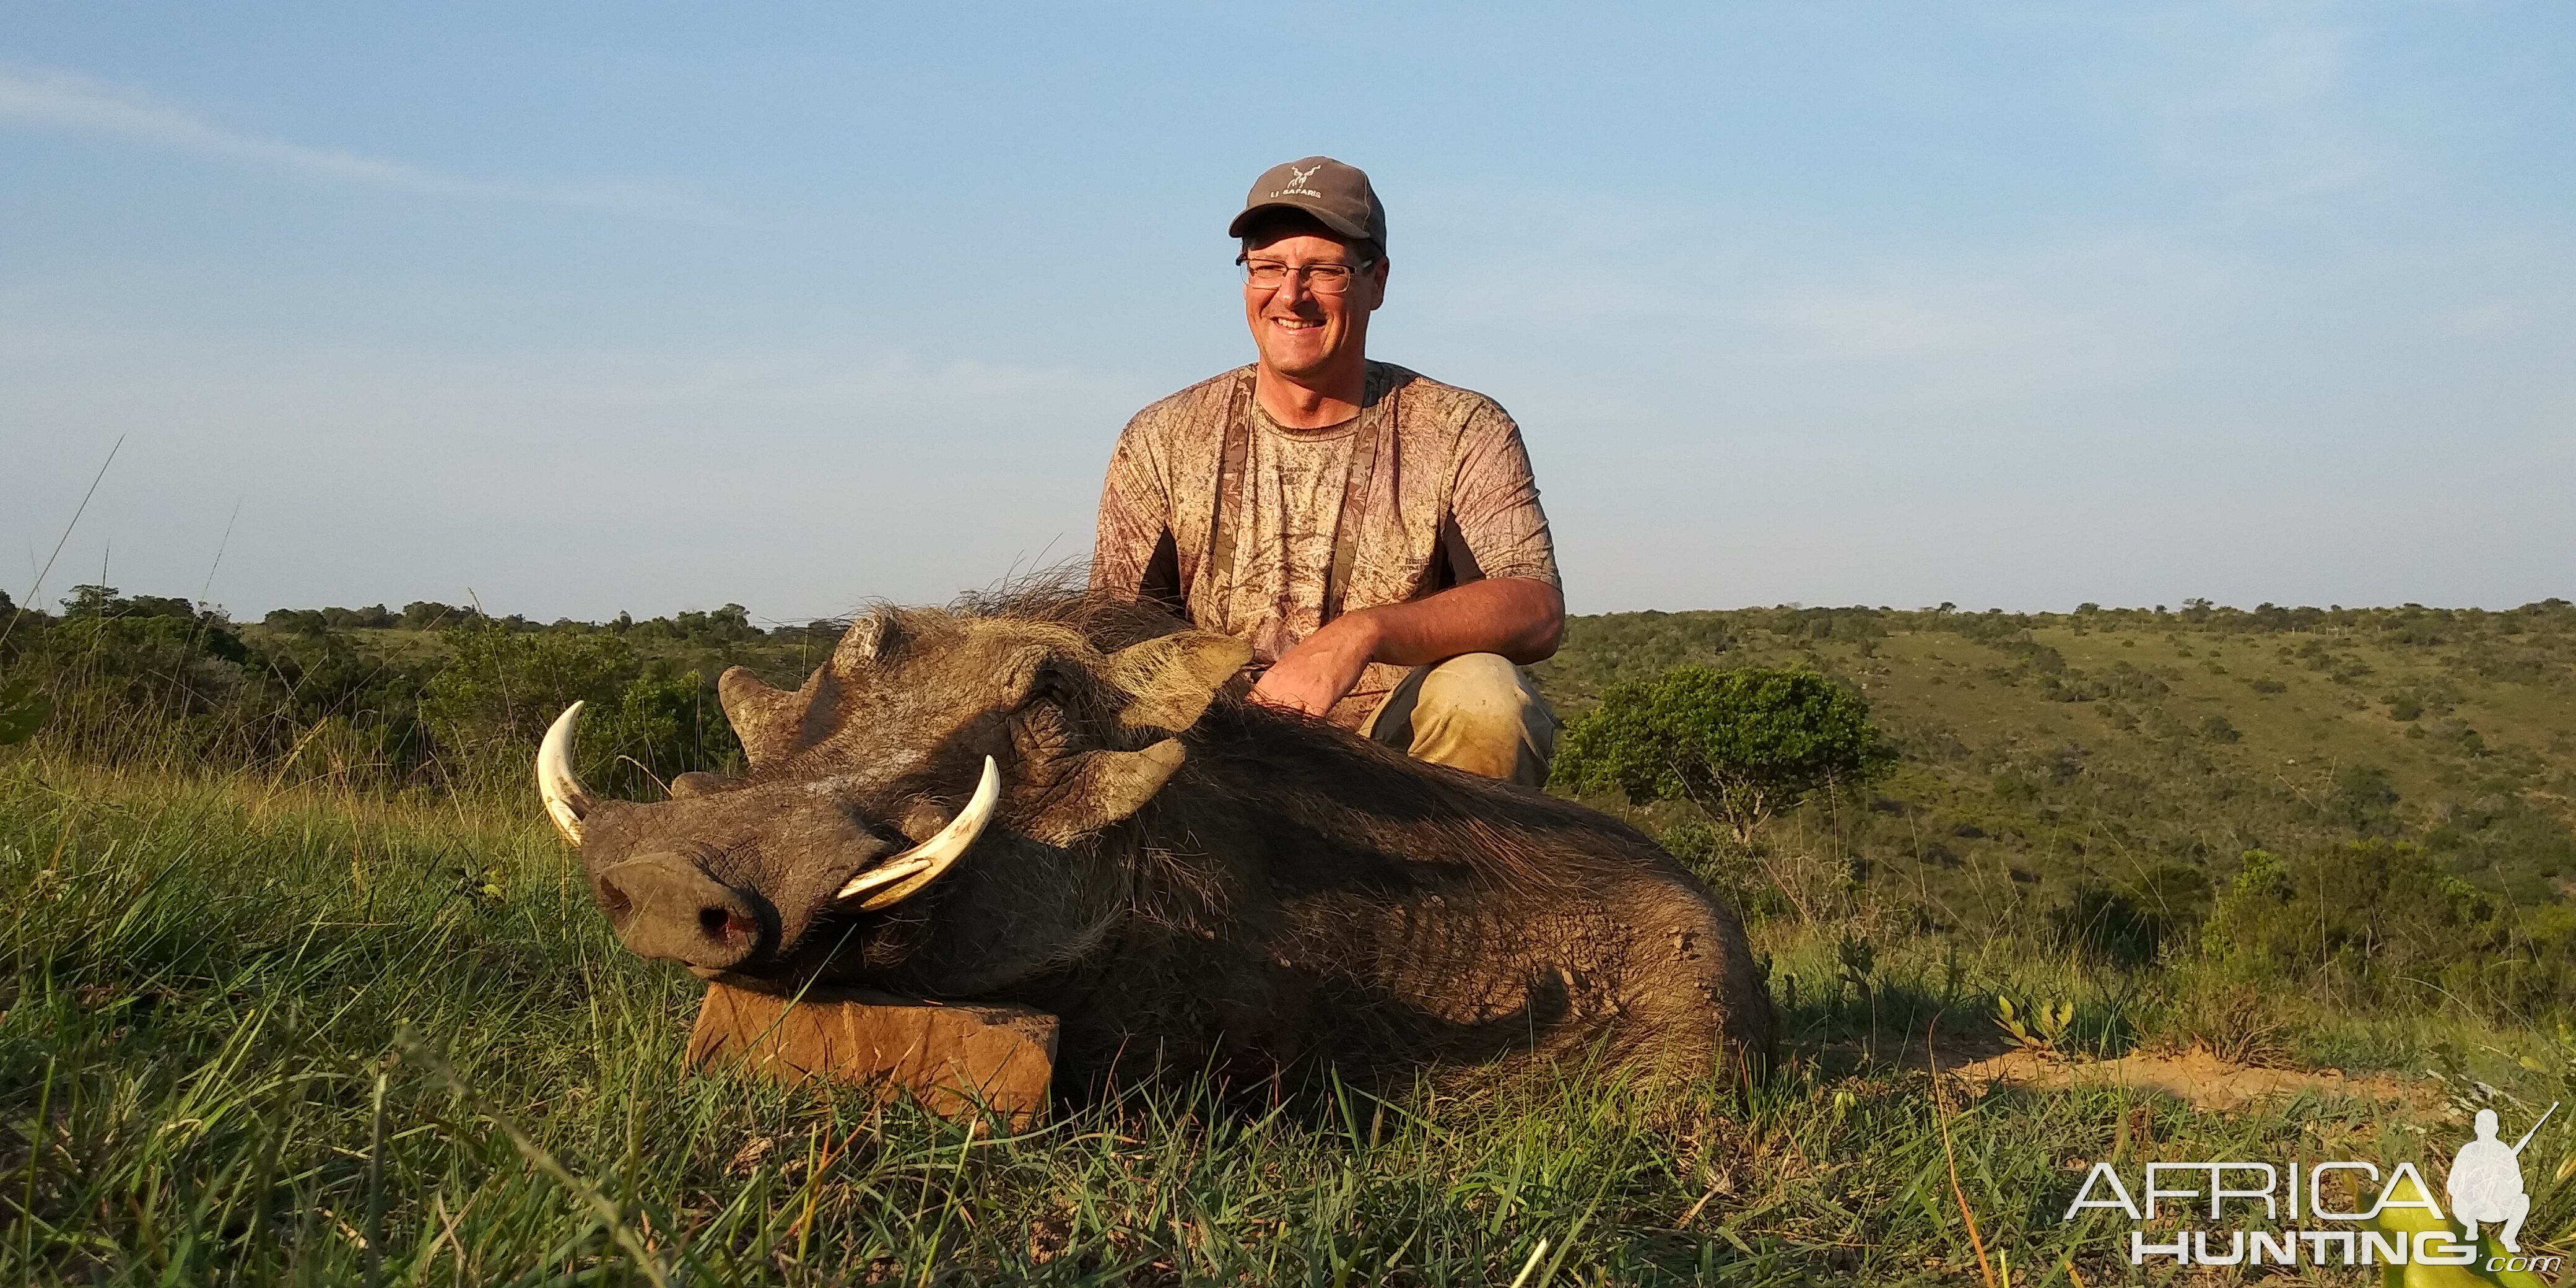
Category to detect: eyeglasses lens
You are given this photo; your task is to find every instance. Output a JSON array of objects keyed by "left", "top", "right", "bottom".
[{"left": 1241, "top": 263, "right": 1356, "bottom": 294}]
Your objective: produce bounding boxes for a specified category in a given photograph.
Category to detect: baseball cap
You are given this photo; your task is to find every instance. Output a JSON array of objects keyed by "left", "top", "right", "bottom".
[{"left": 1228, "top": 156, "right": 1386, "bottom": 251}]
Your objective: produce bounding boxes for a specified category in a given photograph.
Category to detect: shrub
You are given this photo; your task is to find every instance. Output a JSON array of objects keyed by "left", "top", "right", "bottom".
[
  {"left": 2326, "top": 764, "right": 2401, "bottom": 835},
  {"left": 1655, "top": 818, "right": 1792, "bottom": 921},
  {"left": 1552, "top": 665, "right": 1895, "bottom": 845},
  {"left": 0, "top": 672, "right": 46, "bottom": 746},
  {"left": 2050, "top": 864, "right": 2209, "bottom": 968},
  {"left": 2152, "top": 960, "right": 2294, "bottom": 1064},
  {"left": 586, "top": 668, "right": 743, "bottom": 796},
  {"left": 420, "top": 620, "right": 737, "bottom": 794},
  {"left": 2196, "top": 840, "right": 2570, "bottom": 1017},
  {"left": 2231, "top": 848, "right": 2291, "bottom": 900}
]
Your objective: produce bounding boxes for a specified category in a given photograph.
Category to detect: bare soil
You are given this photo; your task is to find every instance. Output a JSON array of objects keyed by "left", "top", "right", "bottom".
[{"left": 1950, "top": 1046, "right": 2435, "bottom": 1113}]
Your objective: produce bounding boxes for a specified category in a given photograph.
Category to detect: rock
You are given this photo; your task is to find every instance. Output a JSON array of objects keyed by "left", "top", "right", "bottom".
[{"left": 685, "top": 983, "right": 1058, "bottom": 1123}]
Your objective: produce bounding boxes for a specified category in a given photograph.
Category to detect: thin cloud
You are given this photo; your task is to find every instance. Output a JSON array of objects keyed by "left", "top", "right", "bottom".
[{"left": 0, "top": 67, "right": 726, "bottom": 222}]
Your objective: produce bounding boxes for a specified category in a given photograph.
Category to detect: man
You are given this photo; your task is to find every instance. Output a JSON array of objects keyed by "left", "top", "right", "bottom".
[{"left": 1091, "top": 156, "right": 1564, "bottom": 786}]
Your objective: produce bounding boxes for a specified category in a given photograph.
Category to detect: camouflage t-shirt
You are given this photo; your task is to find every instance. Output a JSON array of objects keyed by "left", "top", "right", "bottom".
[{"left": 1090, "top": 361, "right": 1559, "bottom": 728}]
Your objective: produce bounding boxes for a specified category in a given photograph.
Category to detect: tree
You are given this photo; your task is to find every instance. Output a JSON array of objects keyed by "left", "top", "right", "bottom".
[
  {"left": 1552, "top": 665, "right": 1895, "bottom": 846},
  {"left": 422, "top": 620, "right": 640, "bottom": 752},
  {"left": 401, "top": 601, "right": 467, "bottom": 630},
  {"left": 419, "top": 619, "right": 737, "bottom": 794}
]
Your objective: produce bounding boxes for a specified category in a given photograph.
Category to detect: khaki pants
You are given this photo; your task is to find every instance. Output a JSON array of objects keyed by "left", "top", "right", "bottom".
[{"left": 1363, "top": 653, "right": 1557, "bottom": 788}]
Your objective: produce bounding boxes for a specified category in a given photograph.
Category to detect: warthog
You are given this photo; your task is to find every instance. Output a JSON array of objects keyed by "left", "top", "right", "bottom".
[{"left": 538, "top": 591, "right": 1769, "bottom": 1094}]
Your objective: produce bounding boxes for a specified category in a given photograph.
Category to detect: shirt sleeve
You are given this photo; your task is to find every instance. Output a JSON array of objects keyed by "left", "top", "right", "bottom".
[
  {"left": 1089, "top": 410, "right": 1174, "bottom": 600},
  {"left": 1448, "top": 402, "right": 1560, "bottom": 588}
]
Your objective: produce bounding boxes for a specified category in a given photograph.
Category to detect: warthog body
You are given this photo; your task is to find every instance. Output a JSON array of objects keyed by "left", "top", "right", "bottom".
[{"left": 544, "top": 593, "right": 1769, "bottom": 1095}]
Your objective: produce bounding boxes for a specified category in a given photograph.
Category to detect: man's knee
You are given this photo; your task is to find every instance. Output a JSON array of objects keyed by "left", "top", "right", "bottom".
[
  {"left": 1413, "top": 653, "right": 1536, "bottom": 732},
  {"left": 1372, "top": 653, "right": 1556, "bottom": 786}
]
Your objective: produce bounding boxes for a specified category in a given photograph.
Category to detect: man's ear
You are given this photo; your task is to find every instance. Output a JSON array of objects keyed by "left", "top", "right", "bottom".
[{"left": 1101, "top": 632, "right": 1252, "bottom": 733}]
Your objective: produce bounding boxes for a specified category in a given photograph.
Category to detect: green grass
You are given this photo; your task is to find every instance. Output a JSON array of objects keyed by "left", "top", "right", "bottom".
[
  {"left": 10, "top": 598, "right": 2576, "bottom": 1281},
  {"left": 6, "top": 757, "right": 2571, "bottom": 1285}
]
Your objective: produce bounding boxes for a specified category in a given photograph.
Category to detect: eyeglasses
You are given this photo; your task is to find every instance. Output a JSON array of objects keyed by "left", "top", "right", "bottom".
[{"left": 1237, "top": 256, "right": 1375, "bottom": 294}]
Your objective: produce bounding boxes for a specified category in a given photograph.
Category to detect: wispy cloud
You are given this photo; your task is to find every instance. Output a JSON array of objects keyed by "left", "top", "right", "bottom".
[{"left": 0, "top": 67, "right": 726, "bottom": 222}]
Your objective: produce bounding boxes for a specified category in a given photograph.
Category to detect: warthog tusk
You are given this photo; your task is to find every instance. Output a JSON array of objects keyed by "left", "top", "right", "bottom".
[
  {"left": 834, "top": 856, "right": 933, "bottom": 899},
  {"left": 536, "top": 702, "right": 597, "bottom": 845},
  {"left": 837, "top": 755, "right": 998, "bottom": 909}
]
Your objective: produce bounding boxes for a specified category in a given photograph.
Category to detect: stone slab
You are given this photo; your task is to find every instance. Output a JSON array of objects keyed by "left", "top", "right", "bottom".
[{"left": 685, "top": 983, "right": 1058, "bottom": 1123}]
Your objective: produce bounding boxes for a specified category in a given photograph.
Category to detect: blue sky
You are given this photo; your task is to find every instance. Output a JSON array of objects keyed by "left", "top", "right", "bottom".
[{"left": 3, "top": 3, "right": 2570, "bottom": 622}]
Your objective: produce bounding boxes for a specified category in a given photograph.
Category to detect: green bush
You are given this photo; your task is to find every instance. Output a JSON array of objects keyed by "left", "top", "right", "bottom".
[
  {"left": 2326, "top": 764, "right": 2401, "bottom": 835},
  {"left": 2, "top": 590, "right": 743, "bottom": 799},
  {"left": 422, "top": 620, "right": 737, "bottom": 795},
  {"left": 2230, "top": 847, "right": 2291, "bottom": 900},
  {"left": 2197, "top": 840, "right": 2570, "bottom": 1017},
  {"left": 1552, "top": 665, "right": 1894, "bottom": 845},
  {"left": 2049, "top": 864, "right": 2209, "bottom": 969},
  {"left": 1655, "top": 817, "right": 1792, "bottom": 921}
]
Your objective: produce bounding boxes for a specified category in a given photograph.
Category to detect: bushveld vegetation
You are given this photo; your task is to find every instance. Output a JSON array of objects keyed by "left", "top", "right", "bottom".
[{"left": 3, "top": 588, "right": 2574, "bottom": 1283}]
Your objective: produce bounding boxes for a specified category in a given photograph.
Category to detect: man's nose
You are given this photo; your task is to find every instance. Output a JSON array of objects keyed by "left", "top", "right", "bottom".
[{"left": 1269, "top": 271, "right": 1323, "bottom": 312}]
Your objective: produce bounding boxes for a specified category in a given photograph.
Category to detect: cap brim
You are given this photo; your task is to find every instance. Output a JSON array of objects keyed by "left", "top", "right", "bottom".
[{"left": 1228, "top": 200, "right": 1371, "bottom": 242}]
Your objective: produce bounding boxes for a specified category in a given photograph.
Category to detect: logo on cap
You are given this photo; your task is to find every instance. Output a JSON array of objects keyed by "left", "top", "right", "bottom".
[{"left": 1273, "top": 163, "right": 1325, "bottom": 198}]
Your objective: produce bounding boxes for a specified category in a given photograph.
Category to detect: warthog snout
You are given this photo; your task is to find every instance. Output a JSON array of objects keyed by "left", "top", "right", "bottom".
[{"left": 595, "top": 855, "right": 767, "bottom": 970}]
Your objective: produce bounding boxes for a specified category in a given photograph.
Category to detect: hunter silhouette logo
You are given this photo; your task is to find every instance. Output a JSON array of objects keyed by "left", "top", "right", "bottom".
[
  {"left": 2450, "top": 1102, "right": 2554, "bottom": 1253},
  {"left": 2061, "top": 1099, "right": 2566, "bottom": 1274}
]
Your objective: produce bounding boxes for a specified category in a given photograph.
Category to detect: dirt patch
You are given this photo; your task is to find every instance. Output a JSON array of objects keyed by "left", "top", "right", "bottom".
[{"left": 1949, "top": 1046, "right": 2434, "bottom": 1113}]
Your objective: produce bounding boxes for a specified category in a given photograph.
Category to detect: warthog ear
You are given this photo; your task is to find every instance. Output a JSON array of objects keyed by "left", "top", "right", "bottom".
[
  {"left": 1102, "top": 632, "right": 1252, "bottom": 733},
  {"left": 668, "top": 771, "right": 736, "bottom": 798},
  {"left": 833, "top": 606, "right": 903, "bottom": 672},
  {"left": 1019, "top": 739, "right": 1188, "bottom": 845},
  {"left": 718, "top": 666, "right": 814, "bottom": 768}
]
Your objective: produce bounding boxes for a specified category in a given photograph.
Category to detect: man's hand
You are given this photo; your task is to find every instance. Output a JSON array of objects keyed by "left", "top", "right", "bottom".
[
  {"left": 1250, "top": 612, "right": 1382, "bottom": 718},
  {"left": 1247, "top": 578, "right": 1565, "bottom": 719}
]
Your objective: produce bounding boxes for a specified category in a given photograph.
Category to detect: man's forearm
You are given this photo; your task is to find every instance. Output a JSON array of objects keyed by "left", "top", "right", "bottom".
[
  {"left": 1248, "top": 577, "right": 1562, "bottom": 717},
  {"left": 1346, "top": 578, "right": 1565, "bottom": 668}
]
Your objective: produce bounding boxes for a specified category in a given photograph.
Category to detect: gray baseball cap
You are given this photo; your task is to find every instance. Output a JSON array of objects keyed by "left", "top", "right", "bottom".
[{"left": 1229, "top": 156, "right": 1386, "bottom": 251}]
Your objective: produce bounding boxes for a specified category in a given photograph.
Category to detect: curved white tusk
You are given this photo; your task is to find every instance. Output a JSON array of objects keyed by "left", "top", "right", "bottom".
[
  {"left": 837, "top": 755, "right": 999, "bottom": 909},
  {"left": 536, "top": 702, "right": 598, "bottom": 846}
]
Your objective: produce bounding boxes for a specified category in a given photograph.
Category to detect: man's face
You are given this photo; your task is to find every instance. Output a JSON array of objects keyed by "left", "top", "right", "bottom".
[{"left": 1240, "top": 231, "right": 1388, "bottom": 382}]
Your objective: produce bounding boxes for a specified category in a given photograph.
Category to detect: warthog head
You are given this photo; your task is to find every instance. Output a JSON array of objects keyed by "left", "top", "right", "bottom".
[{"left": 537, "top": 599, "right": 1249, "bottom": 994}]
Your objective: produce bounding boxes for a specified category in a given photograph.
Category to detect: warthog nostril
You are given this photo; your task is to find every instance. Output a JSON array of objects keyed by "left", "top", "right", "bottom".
[
  {"left": 599, "top": 879, "right": 634, "bottom": 921},
  {"left": 698, "top": 905, "right": 754, "bottom": 944}
]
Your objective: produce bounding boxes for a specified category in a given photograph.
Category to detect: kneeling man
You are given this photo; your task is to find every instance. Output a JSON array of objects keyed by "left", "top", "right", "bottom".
[{"left": 1092, "top": 156, "right": 1563, "bottom": 786}]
